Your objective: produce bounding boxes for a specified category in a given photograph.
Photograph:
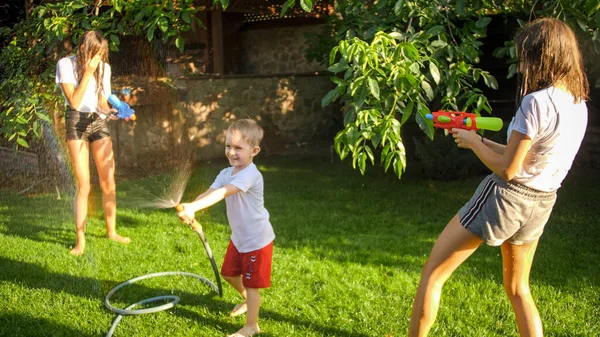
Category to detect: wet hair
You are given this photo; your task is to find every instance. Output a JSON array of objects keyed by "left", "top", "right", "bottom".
[
  {"left": 75, "top": 30, "right": 109, "bottom": 102},
  {"left": 227, "top": 119, "right": 264, "bottom": 147},
  {"left": 515, "top": 18, "right": 589, "bottom": 103}
]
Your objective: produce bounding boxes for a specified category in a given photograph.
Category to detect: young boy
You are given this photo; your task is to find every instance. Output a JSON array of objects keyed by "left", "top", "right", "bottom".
[{"left": 177, "top": 119, "right": 275, "bottom": 337}]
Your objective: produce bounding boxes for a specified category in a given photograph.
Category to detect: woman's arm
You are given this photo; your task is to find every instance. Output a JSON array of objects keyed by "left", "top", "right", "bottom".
[{"left": 453, "top": 129, "right": 531, "bottom": 181}]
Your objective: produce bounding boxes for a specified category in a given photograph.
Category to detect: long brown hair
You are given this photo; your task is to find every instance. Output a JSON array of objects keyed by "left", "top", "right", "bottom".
[
  {"left": 515, "top": 18, "right": 589, "bottom": 103},
  {"left": 75, "top": 30, "right": 109, "bottom": 102}
]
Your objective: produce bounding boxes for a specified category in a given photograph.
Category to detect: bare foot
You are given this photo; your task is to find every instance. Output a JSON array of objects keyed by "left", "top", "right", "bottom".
[
  {"left": 227, "top": 325, "right": 260, "bottom": 337},
  {"left": 69, "top": 245, "right": 85, "bottom": 256},
  {"left": 108, "top": 234, "right": 131, "bottom": 244},
  {"left": 230, "top": 302, "right": 247, "bottom": 317}
]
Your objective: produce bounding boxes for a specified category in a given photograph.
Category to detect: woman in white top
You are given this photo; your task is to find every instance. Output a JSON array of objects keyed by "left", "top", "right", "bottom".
[
  {"left": 55, "top": 30, "right": 130, "bottom": 256},
  {"left": 409, "top": 18, "right": 588, "bottom": 336}
]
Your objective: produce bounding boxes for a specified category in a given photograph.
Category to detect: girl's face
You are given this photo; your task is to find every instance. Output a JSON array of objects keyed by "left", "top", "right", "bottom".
[{"left": 225, "top": 130, "right": 259, "bottom": 171}]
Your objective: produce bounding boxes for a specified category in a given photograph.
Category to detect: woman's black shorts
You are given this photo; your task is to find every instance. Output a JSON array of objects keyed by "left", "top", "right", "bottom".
[{"left": 65, "top": 110, "right": 111, "bottom": 142}]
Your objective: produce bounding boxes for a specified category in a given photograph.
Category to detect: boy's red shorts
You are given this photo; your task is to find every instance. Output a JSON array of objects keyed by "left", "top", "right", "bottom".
[{"left": 221, "top": 240, "right": 273, "bottom": 289}]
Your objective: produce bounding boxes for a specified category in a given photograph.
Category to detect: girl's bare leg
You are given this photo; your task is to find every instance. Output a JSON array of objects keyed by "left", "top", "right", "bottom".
[
  {"left": 91, "top": 137, "right": 129, "bottom": 244},
  {"left": 501, "top": 240, "right": 543, "bottom": 337},
  {"left": 409, "top": 214, "right": 483, "bottom": 337},
  {"left": 67, "top": 140, "right": 91, "bottom": 256}
]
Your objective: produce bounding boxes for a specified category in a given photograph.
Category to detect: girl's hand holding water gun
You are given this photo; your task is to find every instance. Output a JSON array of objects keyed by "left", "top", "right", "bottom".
[{"left": 451, "top": 128, "right": 482, "bottom": 149}]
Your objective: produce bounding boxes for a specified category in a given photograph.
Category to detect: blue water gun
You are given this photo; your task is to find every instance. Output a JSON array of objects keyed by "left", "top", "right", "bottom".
[{"left": 107, "top": 94, "right": 136, "bottom": 121}]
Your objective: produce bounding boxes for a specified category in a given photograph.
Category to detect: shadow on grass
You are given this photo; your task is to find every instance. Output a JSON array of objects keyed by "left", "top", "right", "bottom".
[
  {"left": 258, "top": 157, "right": 600, "bottom": 289},
  {"left": 0, "top": 255, "right": 370, "bottom": 337},
  {"left": 0, "top": 312, "right": 94, "bottom": 337}
]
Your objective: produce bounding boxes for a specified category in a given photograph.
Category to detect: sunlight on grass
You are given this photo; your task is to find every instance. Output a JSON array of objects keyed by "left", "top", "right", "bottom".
[{"left": 1, "top": 157, "right": 598, "bottom": 336}]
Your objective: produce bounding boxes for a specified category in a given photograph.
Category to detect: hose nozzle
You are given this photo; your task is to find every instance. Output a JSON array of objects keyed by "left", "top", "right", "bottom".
[{"left": 175, "top": 204, "right": 200, "bottom": 230}]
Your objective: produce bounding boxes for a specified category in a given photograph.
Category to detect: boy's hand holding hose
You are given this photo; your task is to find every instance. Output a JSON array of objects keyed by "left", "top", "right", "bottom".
[{"left": 176, "top": 203, "right": 200, "bottom": 229}]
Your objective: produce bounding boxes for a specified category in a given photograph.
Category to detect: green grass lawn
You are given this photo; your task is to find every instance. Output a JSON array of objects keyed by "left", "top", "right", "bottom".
[{"left": 1, "top": 155, "right": 598, "bottom": 337}]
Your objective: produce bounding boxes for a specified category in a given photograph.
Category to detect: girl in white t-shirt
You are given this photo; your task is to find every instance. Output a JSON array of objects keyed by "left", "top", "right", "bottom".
[
  {"left": 409, "top": 18, "right": 589, "bottom": 336},
  {"left": 55, "top": 30, "right": 130, "bottom": 256}
]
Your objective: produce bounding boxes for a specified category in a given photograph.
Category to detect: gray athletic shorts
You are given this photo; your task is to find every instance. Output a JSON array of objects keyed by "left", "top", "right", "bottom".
[
  {"left": 458, "top": 174, "right": 557, "bottom": 246},
  {"left": 65, "top": 109, "right": 111, "bottom": 142}
]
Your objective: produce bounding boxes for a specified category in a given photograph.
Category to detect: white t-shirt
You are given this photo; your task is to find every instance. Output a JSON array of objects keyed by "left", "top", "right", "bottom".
[
  {"left": 210, "top": 163, "right": 275, "bottom": 253},
  {"left": 55, "top": 56, "right": 111, "bottom": 116},
  {"left": 508, "top": 87, "right": 588, "bottom": 192}
]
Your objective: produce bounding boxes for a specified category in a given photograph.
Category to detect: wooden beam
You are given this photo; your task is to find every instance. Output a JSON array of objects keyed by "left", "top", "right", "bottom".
[{"left": 211, "top": 7, "right": 224, "bottom": 74}]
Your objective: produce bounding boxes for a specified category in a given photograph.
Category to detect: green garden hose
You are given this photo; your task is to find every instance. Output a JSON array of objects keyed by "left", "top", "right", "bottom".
[{"left": 104, "top": 208, "right": 222, "bottom": 337}]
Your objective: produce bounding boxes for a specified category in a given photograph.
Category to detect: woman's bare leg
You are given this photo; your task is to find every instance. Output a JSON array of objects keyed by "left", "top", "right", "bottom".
[
  {"left": 409, "top": 214, "right": 484, "bottom": 337},
  {"left": 67, "top": 140, "right": 91, "bottom": 256},
  {"left": 91, "top": 137, "right": 129, "bottom": 243},
  {"left": 501, "top": 240, "right": 543, "bottom": 337}
]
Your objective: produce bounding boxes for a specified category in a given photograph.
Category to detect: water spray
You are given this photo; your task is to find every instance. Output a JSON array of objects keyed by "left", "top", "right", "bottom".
[{"left": 103, "top": 183, "right": 223, "bottom": 337}]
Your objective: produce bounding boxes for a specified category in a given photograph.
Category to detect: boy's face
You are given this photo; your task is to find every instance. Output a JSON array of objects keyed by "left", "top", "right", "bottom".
[{"left": 225, "top": 130, "right": 260, "bottom": 170}]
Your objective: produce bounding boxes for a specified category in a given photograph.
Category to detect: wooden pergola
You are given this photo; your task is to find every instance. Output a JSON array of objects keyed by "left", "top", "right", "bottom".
[{"left": 198, "top": 0, "right": 334, "bottom": 74}]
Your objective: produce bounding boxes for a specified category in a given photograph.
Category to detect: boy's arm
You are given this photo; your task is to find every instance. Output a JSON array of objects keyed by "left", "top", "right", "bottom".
[{"left": 179, "top": 184, "right": 241, "bottom": 218}]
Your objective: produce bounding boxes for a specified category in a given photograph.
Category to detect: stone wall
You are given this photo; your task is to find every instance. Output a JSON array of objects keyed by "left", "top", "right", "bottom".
[
  {"left": 240, "top": 25, "right": 329, "bottom": 74},
  {"left": 109, "top": 73, "right": 337, "bottom": 170}
]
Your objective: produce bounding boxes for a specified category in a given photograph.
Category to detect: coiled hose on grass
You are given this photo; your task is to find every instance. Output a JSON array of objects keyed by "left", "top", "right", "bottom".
[{"left": 104, "top": 209, "right": 222, "bottom": 337}]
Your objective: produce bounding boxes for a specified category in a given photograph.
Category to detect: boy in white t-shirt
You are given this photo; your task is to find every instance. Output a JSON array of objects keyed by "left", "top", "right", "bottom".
[{"left": 177, "top": 119, "right": 275, "bottom": 337}]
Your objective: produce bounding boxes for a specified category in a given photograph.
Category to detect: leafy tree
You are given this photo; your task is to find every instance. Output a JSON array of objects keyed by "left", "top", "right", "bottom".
[
  {"left": 319, "top": 0, "right": 600, "bottom": 178},
  {"left": 0, "top": 0, "right": 233, "bottom": 150}
]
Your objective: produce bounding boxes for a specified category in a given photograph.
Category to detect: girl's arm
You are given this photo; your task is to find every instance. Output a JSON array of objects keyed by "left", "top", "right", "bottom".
[
  {"left": 453, "top": 129, "right": 531, "bottom": 181},
  {"left": 60, "top": 54, "right": 102, "bottom": 110},
  {"left": 482, "top": 137, "right": 506, "bottom": 155}
]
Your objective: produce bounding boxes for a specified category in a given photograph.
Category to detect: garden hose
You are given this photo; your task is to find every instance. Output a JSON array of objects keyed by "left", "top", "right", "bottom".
[{"left": 104, "top": 205, "right": 222, "bottom": 337}]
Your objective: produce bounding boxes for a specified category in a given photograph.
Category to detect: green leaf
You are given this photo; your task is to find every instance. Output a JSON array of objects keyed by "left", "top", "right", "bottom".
[
  {"left": 300, "top": 0, "right": 313, "bottom": 12},
  {"left": 426, "top": 25, "right": 443, "bottom": 36},
  {"left": 16, "top": 138, "right": 29, "bottom": 148},
  {"left": 475, "top": 17, "right": 492, "bottom": 28},
  {"left": 429, "top": 62, "right": 440, "bottom": 84},
  {"left": 181, "top": 11, "right": 191, "bottom": 24},
  {"left": 416, "top": 110, "right": 433, "bottom": 140},
  {"left": 457, "top": 0, "right": 465, "bottom": 15},
  {"left": 110, "top": 34, "right": 120, "bottom": 46},
  {"left": 175, "top": 35, "right": 184, "bottom": 52},
  {"left": 431, "top": 39, "right": 447, "bottom": 48},
  {"left": 394, "top": 0, "right": 405, "bottom": 15},
  {"left": 483, "top": 73, "right": 498, "bottom": 89},
  {"left": 35, "top": 112, "right": 51, "bottom": 122},
  {"left": 158, "top": 17, "right": 169, "bottom": 33},
  {"left": 400, "top": 100, "right": 413, "bottom": 125},
  {"left": 343, "top": 108, "right": 355, "bottom": 126},
  {"left": 280, "top": 0, "right": 295, "bottom": 17},
  {"left": 113, "top": 0, "right": 123, "bottom": 13},
  {"left": 367, "top": 77, "right": 380, "bottom": 100},
  {"left": 147, "top": 26, "right": 155, "bottom": 41},
  {"left": 322, "top": 88, "right": 339, "bottom": 107},
  {"left": 421, "top": 81, "right": 434, "bottom": 101},
  {"left": 577, "top": 19, "right": 587, "bottom": 33},
  {"left": 329, "top": 46, "right": 339, "bottom": 65}
]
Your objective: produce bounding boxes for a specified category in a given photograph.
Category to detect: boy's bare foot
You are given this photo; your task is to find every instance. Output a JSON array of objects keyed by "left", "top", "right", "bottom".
[
  {"left": 108, "top": 234, "right": 131, "bottom": 244},
  {"left": 226, "top": 325, "right": 260, "bottom": 337},
  {"left": 230, "top": 302, "right": 247, "bottom": 317},
  {"left": 69, "top": 245, "right": 85, "bottom": 256}
]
